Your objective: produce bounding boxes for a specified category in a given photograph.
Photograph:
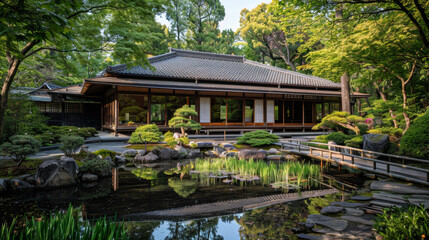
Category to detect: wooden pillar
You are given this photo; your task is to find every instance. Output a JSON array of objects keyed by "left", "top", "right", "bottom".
[
  {"left": 341, "top": 73, "right": 351, "bottom": 113},
  {"left": 114, "top": 87, "right": 118, "bottom": 136},
  {"left": 147, "top": 90, "right": 151, "bottom": 124}
]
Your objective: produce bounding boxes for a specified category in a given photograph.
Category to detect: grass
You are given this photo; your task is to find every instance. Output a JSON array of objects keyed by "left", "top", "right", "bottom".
[
  {"left": 125, "top": 144, "right": 167, "bottom": 150},
  {"left": 0, "top": 204, "right": 129, "bottom": 240},
  {"left": 0, "top": 158, "right": 43, "bottom": 178},
  {"left": 191, "top": 157, "right": 320, "bottom": 186}
]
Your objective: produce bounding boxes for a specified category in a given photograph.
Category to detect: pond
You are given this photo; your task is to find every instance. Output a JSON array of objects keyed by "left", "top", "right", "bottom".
[{"left": 0, "top": 157, "right": 368, "bottom": 239}]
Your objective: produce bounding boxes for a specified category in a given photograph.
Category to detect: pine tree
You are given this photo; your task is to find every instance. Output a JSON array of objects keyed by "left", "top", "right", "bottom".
[{"left": 168, "top": 105, "right": 201, "bottom": 136}]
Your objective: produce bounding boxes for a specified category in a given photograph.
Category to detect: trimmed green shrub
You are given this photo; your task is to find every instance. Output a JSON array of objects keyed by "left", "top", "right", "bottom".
[
  {"left": 326, "top": 132, "right": 354, "bottom": 145},
  {"left": 59, "top": 135, "right": 84, "bottom": 157},
  {"left": 178, "top": 136, "right": 190, "bottom": 145},
  {"left": 400, "top": 112, "right": 429, "bottom": 159},
  {"left": 93, "top": 149, "right": 117, "bottom": 159},
  {"left": 312, "top": 111, "right": 366, "bottom": 135},
  {"left": 374, "top": 205, "right": 429, "bottom": 240},
  {"left": 0, "top": 135, "right": 41, "bottom": 167},
  {"left": 312, "top": 134, "right": 329, "bottom": 143},
  {"left": 34, "top": 126, "right": 97, "bottom": 146},
  {"left": 163, "top": 131, "right": 178, "bottom": 148},
  {"left": 164, "top": 131, "right": 174, "bottom": 138},
  {"left": 237, "top": 130, "right": 279, "bottom": 147},
  {"left": 345, "top": 136, "right": 363, "bottom": 148},
  {"left": 80, "top": 158, "right": 112, "bottom": 176},
  {"left": 0, "top": 204, "right": 128, "bottom": 240},
  {"left": 368, "top": 127, "right": 403, "bottom": 138},
  {"left": 168, "top": 105, "right": 201, "bottom": 136},
  {"left": 129, "top": 124, "right": 163, "bottom": 144}
]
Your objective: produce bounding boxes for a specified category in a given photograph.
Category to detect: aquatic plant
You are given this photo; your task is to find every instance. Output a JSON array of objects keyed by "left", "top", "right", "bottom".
[
  {"left": 0, "top": 205, "right": 128, "bottom": 240},
  {"left": 374, "top": 205, "right": 429, "bottom": 240},
  {"left": 132, "top": 168, "right": 159, "bottom": 180},
  {"left": 191, "top": 158, "right": 320, "bottom": 187}
]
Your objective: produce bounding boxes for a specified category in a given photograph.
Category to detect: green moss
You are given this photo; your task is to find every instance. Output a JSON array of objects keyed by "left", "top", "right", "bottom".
[{"left": 93, "top": 149, "right": 117, "bottom": 159}]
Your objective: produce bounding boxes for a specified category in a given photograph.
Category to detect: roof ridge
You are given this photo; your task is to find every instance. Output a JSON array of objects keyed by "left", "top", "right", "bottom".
[
  {"left": 107, "top": 64, "right": 127, "bottom": 72},
  {"left": 149, "top": 51, "right": 176, "bottom": 63},
  {"left": 244, "top": 59, "right": 339, "bottom": 85},
  {"left": 170, "top": 48, "right": 244, "bottom": 63}
]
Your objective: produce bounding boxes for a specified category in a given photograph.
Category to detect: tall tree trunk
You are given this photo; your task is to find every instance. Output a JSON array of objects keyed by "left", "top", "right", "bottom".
[
  {"left": 341, "top": 73, "right": 351, "bottom": 113},
  {"left": 401, "top": 81, "right": 411, "bottom": 133},
  {"left": 0, "top": 59, "right": 22, "bottom": 140}
]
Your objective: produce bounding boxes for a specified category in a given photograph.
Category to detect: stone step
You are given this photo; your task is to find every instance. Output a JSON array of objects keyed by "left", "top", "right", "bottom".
[
  {"left": 369, "top": 200, "right": 404, "bottom": 208},
  {"left": 341, "top": 215, "right": 374, "bottom": 226}
]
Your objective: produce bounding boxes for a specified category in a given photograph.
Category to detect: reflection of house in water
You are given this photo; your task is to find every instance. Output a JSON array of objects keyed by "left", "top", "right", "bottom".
[{"left": 28, "top": 49, "right": 369, "bottom": 133}]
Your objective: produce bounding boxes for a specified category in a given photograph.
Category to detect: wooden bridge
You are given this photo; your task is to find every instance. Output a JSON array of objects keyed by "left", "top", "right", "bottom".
[{"left": 279, "top": 139, "right": 429, "bottom": 186}]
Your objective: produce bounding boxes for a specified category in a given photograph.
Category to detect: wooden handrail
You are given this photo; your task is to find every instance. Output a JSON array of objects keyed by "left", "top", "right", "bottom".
[{"left": 282, "top": 139, "right": 429, "bottom": 164}]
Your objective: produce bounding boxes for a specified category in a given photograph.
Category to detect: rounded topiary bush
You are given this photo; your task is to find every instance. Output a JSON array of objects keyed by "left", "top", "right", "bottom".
[
  {"left": 400, "top": 112, "right": 429, "bottom": 159},
  {"left": 326, "top": 132, "right": 354, "bottom": 145},
  {"left": 237, "top": 130, "right": 279, "bottom": 147}
]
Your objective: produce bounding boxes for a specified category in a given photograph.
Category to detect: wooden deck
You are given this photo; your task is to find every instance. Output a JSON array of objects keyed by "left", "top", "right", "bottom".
[{"left": 279, "top": 140, "right": 429, "bottom": 186}]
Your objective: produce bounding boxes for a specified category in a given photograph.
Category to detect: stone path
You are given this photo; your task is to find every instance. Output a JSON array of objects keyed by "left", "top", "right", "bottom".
[
  {"left": 125, "top": 189, "right": 338, "bottom": 220},
  {"left": 296, "top": 181, "right": 429, "bottom": 240}
]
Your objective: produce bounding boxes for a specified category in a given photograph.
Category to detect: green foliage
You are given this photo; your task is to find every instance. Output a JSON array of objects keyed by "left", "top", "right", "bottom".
[
  {"left": 164, "top": 132, "right": 178, "bottom": 148},
  {"left": 2, "top": 93, "right": 48, "bottom": 141},
  {"left": 168, "top": 178, "right": 197, "bottom": 198},
  {"left": 400, "top": 112, "right": 429, "bottom": 159},
  {"left": 164, "top": 131, "right": 174, "bottom": 138},
  {"left": 178, "top": 137, "right": 190, "bottom": 145},
  {"left": 168, "top": 105, "right": 201, "bottom": 135},
  {"left": 59, "top": 136, "right": 84, "bottom": 157},
  {"left": 129, "top": 124, "right": 163, "bottom": 144},
  {"left": 80, "top": 158, "right": 112, "bottom": 177},
  {"left": 0, "top": 205, "right": 128, "bottom": 240},
  {"left": 374, "top": 205, "right": 429, "bottom": 240},
  {"left": 93, "top": 149, "right": 117, "bottom": 159},
  {"left": 368, "top": 127, "right": 403, "bottom": 139},
  {"left": 190, "top": 143, "right": 198, "bottom": 149},
  {"left": 312, "top": 134, "right": 329, "bottom": 144},
  {"left": 34, "top": 126, "right": 97, "bottom": 146},
  {"left": 344, "top": 136, "right": 363, "bottom": 149},
  {"left": 313, "top": 112, "right": 365, "bottom": 135},
  {"left": 326, "top": 132, "right": 354, "bottom": 145},
  {"left": 0, "top": 135, "right": 41, "bottom": 167},
  {"left": 237, "top": 130, "right": 280, "bottom": 147}
]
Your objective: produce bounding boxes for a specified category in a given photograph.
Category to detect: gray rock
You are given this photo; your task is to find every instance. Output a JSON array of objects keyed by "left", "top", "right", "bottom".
[
  {"left": 311, "top": 228, "right": 337, "bottom": 234},
  {"left": 363, "top": 134, "right": 389, "bottom": 156},
  {"left": 0, "top": 178, "right": 7, "bottom": 192},
  {"left": 213, "top": 146, "right": 226, "bottom": 156},
  {"left": 221, "top": 143, "right": 237, "bottom": 151},
  {"left": 330, "top": 201, "right": 367, "bottom": 208},
  {"left": 340, "top": 215, "right": 374, "bottom": 226},
  {"left": 158, "top": 148, "right": 174, "bottom": 160},
  {"left": 266, "top": 155, "right": 284, "bottom": 161},
  {"left": 141, "top": 152, "right": 158, "bottom": 162},
  {"left": 345, "top": 208, "right": 364, "bottom": 216},
  {"left": 35, "top": 157, "right": 78, "bottom": 188},
  {"left": 14, "top": 174, "right": 32, "bottom": 181},
  {"left": 82, "top": 173, "right": 98, "bottom": 182},
  {"left": 306, "top": 214, "right": 348, "bottom": 232},
  {"left": 137, "top": 150, "right": 146, "bottom": 156},
  {"left": 350, "top": 196, "right": 372, "bottom": 201},
  {"left": 25, "top": 175, "right": 36, "bottom": 185},
  {"left": 267, "top": 148, "right": 280, "bottom": 154},
  {"left": 175, "top": 145, "right": 190, "bottom": 157},
  {"left": 328, "top": 141, "right": 339, "bottom": 151},
  {"left": 370, "top": 181, "right": 429, "bottom": 195},
  {"left": 372, "top": 193, "right": 407, "bottom": 204},
  {"left": 115, "top": 155, "right": 126, "bottom": 164},
  {"left": 189, "top": 149, "right": 201, "bottom": 158},
  {"left": 226, "top": 152, "right": 237, "bottom": 158},
  {"left": 121, "top": 149, "right": 138, "bottom": 157},
  {"left": 8, "top": 179, "right": 34, "bottom": 191},
  {"left": 220, "top": 151, "right": 228, "bottom": 158},
  {"left": 173, "top": 132, "right": 181, "bottom": 140},
  {"left": 196, "top": 142, "right": 213, "bottom": 148},
  {"left": 285, "top": 155, "right": 298, "bottom": 161},
  {"left": 238, "top": 150, "right": 268, "bottom": 160},
  {"left": 408, "top": 198, "right": 429, "bottom": 209},
  {"left": 297, "top": 234, "right": 328, "bottom": 240},
  {"left": 104, "top": 156, "right": 113, "bottom": 165},
  {"left": 369, "top": 200, "right": 403, "bottom": 208},
  {"left": 320, "top": 206, "right": 344, "bottom": 214}
]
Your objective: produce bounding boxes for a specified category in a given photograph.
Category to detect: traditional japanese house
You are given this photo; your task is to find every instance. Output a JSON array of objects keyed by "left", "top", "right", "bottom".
[{"left": 34, "top": 48, "right": 369, "bottom": 134}]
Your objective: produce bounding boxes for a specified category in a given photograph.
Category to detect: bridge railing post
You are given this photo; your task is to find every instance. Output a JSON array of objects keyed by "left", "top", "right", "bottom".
[{"left": 351, "top": 156, "right": 354, "bottom": 165}]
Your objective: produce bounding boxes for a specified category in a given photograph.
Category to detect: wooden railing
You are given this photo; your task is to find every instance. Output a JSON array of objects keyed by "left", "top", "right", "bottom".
[{"left": 279, "top": 139, "right": 429, "bottom": 186}]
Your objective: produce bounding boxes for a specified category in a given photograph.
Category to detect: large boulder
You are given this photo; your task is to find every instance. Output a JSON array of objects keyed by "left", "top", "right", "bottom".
[
  {"left": 121, "top": 149, "right": 138, "bottom": 157},
  {"left": 0, "top": 178, "right": 7, "bottom": 193},
  {"left": 213, "top": 146, "right": 226, "bottom": 156},
  {"left": 195, "top": 142, "right": 213, "bottom": 148},
  {"left": 363, "top": 134, "right": 389, "bottom": 155},
  {"left": 238, "top": 150, "right": 268, "bottom": 160},
  {"left": 114, "top": 155, "right": 126, "bottom": 164},
  {"left": 158, "top": 148, "right": 179, "bottom": 160},
  {"left": 35, "top": 157, "right": 78, "bottom": 188},
  {"left": 221, "top": 143, "right": 237, "bottom": 151},
  {"left": 175, "top": 145, "right": 190, "bottom": 157},
  {"left": 267, "top": 148, "right": 280, "bottom": 155},
  {"left": 82, "top": 173, "right": 98, "bottom": 182},
  {"left": 134, "top": 152, "right": 158, "bottom": 163},
  {"left": 306, "top": 214, "right": 348, "bottom": 232},
  {"left": 8, "top": 179, "right": 34, "bottom": 191}
]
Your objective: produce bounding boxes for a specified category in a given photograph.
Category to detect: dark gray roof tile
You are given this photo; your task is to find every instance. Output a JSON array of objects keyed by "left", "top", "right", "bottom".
[{"left": 105, "top": 48, "right": 340, "bottom": 89}]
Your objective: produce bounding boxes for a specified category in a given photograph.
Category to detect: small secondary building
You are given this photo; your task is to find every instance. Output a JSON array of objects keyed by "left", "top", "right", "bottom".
[{"left": 32, "top": 48, "right": 368, "bottom": 134}]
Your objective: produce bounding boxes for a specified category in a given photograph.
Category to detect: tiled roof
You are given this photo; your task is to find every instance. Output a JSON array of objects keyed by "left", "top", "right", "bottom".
[{"left": 103, "top": 48, "right": 341, "bottom": 89}]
